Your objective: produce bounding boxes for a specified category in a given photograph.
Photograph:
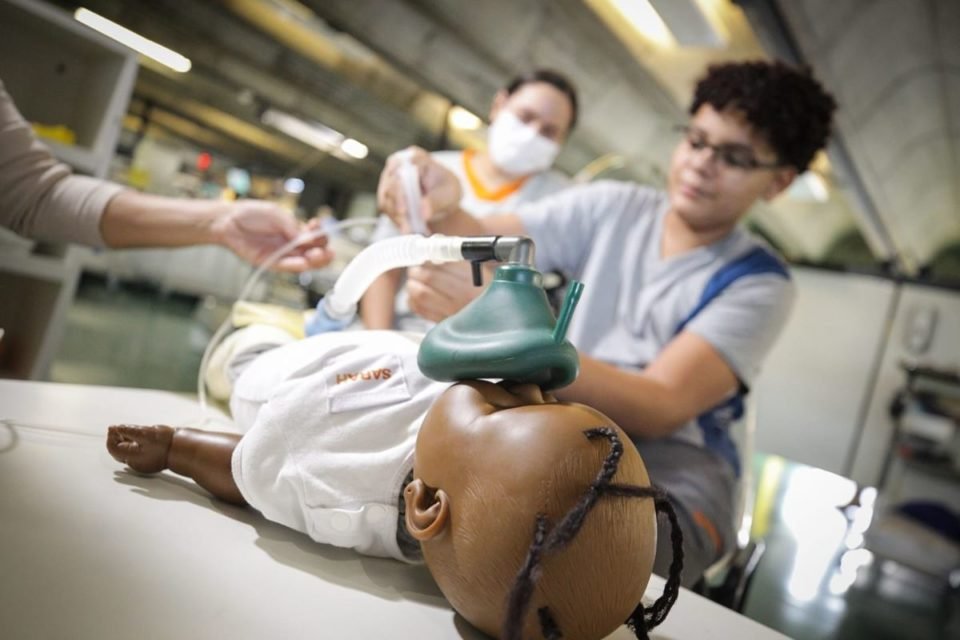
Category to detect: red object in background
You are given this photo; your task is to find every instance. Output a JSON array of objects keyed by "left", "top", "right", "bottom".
[{"left": 196, "top": 151, "right": 212, "bottom": 172}]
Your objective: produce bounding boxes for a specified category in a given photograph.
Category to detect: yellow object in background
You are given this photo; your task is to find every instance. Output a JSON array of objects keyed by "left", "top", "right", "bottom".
[
  {"left": 231, "top": 301, "right": 308, "bottom": 339},
  {"left": 31, "top": 122, "right": 77, "bottom": 146},
  {"left": 126, "top": 166, "right": 151, "bottom": 190},
  {"left": 751, "top": 455, "right": 785, "bottom": 541}
]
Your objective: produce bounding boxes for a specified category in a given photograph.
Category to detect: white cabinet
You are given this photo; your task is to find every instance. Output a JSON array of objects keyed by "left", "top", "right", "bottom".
[{"left": 0, "top": 0, "right": 137, "bottom": 379}]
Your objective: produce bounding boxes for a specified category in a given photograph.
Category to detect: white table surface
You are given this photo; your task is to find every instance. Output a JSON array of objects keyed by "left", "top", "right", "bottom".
[{"left": 0, "top": 380, "right": 789, "bottom": 639}]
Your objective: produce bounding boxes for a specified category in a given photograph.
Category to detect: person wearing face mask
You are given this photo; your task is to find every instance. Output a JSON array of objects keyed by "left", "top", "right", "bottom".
[
  {"left": 360, "top": 69, "right": 578, "bottom": 332},
  {"left": 377, "top": 60, "right": 837, "bottom": 587}
]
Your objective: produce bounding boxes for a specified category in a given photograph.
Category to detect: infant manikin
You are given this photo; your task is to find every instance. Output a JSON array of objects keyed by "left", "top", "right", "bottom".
[{"left": 108, "top": 344, "right": 682, "bottom": 639}]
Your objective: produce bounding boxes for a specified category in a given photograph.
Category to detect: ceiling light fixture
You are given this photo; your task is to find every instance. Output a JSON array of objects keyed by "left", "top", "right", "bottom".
[
  {"left": 608, "top": 0, "right": 675, "bottom": 47},
  {"left": 340, "top": 138, "right": 369, "bottom": 160},
  {"left": 261, "top": 108, "right": 343, "bottom": 151},
  {"left": 261, "top": 108, "right": 369, "bottom": 161},
  {"left": 448, "top": 106, "right": 483, "bottom": 130},
  {"left": 74, "top": 8, "right": 192, "bottom": 73}
]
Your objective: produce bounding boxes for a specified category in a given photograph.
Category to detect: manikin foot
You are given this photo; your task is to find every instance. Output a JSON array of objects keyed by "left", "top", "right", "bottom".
[{"left": 106, "top": 425, "right": 175, "bottom": 474}]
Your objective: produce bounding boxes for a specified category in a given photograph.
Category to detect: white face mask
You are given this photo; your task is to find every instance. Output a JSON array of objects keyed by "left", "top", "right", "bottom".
[{"left": 486, "top": 111, "right": 561, "bottom": 176}]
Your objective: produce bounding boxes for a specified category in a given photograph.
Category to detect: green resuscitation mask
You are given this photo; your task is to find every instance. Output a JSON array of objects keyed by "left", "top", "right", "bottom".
[{"left": 418, "top": 243, "right": 584, "bottom": 390}]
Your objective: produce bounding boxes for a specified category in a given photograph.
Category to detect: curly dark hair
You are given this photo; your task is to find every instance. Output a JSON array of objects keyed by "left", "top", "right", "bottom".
[{"left": 690, "top": 60, "right": 837, "bottom": 172}]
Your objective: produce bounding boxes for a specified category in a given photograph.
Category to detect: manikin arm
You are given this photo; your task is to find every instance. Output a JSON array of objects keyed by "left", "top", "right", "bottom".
[{"left": 106, "top": 425, "right": 246, "bottom": 506}]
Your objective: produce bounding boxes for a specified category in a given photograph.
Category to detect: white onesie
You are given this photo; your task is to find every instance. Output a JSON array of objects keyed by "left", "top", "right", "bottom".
[{"left": 228, "top": 330, "right": 450, "bottom": 561}]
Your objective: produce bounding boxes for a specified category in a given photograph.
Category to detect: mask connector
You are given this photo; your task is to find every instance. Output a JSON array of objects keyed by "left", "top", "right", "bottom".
[{"left": 460, "top": 236, "right": 536, "bottom": 286}]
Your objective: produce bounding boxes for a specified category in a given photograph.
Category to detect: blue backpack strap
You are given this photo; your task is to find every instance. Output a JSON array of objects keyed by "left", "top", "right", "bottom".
[
  {"left": 675, "top": 246, "right": 789, "bottom": 335},
  {"left": 675, "top": 246, "right": 790, "bottom": 477},
  {"left": 698, "top": 395, "right": 746, "bottom": 476}
]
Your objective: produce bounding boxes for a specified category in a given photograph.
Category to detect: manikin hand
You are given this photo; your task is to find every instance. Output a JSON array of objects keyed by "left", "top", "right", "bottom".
[
  {"left": 106, "top": 425, "right": 174, "bottom": 474},
  {"left": 106, "top": 425, "right": 245, "bottom": 504},
  {"left": 211, "top": 201, "right": 333, "bottom": 272},
  {"left": 376, "top": 147, "right": 462, "bottom": 233}
]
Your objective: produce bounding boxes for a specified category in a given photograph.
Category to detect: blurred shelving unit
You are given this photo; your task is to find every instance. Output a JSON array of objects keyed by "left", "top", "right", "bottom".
[
  {"left": 0, "top": 0, "right": 137, "bottom": 379},
  {"left": 881, "top": 364, "right": 960, "bottom": 512},
  {"left": 863, "top": 364, "right": 960, "bottom": 619}
]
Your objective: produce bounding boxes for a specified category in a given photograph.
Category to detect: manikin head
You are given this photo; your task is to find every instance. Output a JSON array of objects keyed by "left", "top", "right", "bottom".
[{"left": 404, "top": 380, "right": 680, "bottom": 639}]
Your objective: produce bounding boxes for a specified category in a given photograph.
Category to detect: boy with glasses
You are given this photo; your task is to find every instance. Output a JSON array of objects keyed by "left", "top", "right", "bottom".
[{"left": 377, "top": 59, "right": 836, "bottom": 586}]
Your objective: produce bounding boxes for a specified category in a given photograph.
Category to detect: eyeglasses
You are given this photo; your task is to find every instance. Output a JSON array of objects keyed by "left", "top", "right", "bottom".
[{"left": 676, "top": 125, "right": 783, "bottom": 171}]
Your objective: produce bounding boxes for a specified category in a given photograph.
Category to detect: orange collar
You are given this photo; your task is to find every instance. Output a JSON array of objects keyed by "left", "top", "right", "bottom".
[{"left": 463, "top": 149, "right": 528, "bottom": 201}]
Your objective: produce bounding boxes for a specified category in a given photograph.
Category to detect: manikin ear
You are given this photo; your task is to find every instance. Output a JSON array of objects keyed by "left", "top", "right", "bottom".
[
  {"left": 404, "top": 478, "right": 450, "bottom": 541},
  {"left": 762, "top": 166, "right": 798, "bottom": 201},
  {"left": 489, "top": 89, "right": 509, "bottom": 122}
]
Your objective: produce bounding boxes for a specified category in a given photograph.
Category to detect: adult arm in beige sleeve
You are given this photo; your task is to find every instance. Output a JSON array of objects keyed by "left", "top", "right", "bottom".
[
  {"left": 98, "top": 188, "right": 335, "bottom": 272},
  {"left": 0, "top": 80, "right": 332, "bottom": 271},
  {"left": 0, "top": 79, "right": 124, "bottom": 246}
]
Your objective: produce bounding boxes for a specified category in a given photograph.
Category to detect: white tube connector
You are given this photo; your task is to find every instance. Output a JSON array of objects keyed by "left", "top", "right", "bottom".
[{"left": 321, "top": 234, "right": 466, "bottom": 322}]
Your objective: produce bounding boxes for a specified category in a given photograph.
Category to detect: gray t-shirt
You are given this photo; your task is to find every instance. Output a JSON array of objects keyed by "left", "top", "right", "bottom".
[{"left": 518, "top": 180, "right": 795, "bottom": 460}]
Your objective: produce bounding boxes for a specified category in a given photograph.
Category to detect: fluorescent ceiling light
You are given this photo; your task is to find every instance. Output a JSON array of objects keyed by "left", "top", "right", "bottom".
[
  {"left": 448, "top": 106, "right": 483, "bottom": 130},
  {"left": 262, "top": 108, "right": 369, "bottom": 161},
  {"left": 261, "top": 108, "right": 343, "bottom": 151},
  {"left": 74, "top": 8, "right": 192, "bottom": 73},
  {"left": 340, "top": 138, "right": 369, "bottom": 160},
  {"left": 609, "top": 0, "right": 674, "bottom": 47}
]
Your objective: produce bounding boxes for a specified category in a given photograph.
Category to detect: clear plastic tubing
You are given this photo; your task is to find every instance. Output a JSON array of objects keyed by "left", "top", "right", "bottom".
[{"left": 197, "top": 218, "right": 376, "bottom": 417}]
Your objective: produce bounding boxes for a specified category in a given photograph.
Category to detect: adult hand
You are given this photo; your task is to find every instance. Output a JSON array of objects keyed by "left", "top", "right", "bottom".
[
  {"left": 377, "top": 146, "right": 462, "bottom": 233},
  {"left": 212, "top": 200, "right": 333, "bottom": 272},
  {"left": 406, "top": 262, "right": 487, "bottom": 322}
]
